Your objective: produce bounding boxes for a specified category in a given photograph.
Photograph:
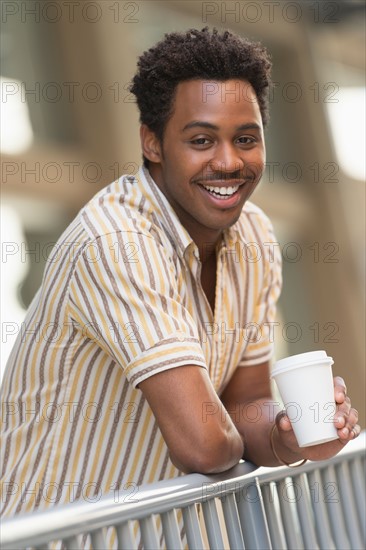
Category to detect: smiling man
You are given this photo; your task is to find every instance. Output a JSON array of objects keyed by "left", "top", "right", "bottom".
[{"left": 1, "top": 27, "right": 360, "bottom": 522}]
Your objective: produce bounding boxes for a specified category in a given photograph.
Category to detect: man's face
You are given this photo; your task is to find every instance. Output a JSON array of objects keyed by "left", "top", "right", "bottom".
[{"left": 146, "top": 79, "right": 265, "bottom": 244}]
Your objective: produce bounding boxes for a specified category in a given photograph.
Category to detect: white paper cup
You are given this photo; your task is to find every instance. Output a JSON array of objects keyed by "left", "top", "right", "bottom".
[{"left": 271, "top": 351, "right": 339, "bottom": 447}]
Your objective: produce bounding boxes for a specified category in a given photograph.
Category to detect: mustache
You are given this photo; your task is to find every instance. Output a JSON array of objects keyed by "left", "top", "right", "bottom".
[{"left": 192, "top": 167, "right": 261, "bottom": 183}]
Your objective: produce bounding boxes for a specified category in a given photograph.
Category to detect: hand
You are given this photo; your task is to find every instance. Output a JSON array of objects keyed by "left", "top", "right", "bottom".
[{"left": 276, "top": 376, "right": 361, "bottom": 462}]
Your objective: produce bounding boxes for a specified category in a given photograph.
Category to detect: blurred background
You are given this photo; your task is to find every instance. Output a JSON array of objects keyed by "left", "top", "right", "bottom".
[{"left": 1, "top": 0, "right": 365, "bottom": 424}]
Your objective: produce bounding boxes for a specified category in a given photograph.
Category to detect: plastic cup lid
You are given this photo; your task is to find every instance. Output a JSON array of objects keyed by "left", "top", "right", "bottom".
[{"left": 271, "top": 350, "right": 333, "bottom": 378}]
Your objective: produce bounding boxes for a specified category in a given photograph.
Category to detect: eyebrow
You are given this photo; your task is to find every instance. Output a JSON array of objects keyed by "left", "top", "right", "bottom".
[{"left": 181, "top": 121, "right": 261, "bottom": 132}]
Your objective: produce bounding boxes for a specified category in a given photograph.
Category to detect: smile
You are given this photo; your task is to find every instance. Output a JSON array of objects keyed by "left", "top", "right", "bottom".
[{"left": 201, "top": 184, "right": 240, "bottom": 199}]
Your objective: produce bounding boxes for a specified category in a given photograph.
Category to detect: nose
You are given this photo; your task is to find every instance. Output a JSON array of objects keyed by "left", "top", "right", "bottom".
[{"left": 209, "top": 142, "right": 244, "bottom": 175}]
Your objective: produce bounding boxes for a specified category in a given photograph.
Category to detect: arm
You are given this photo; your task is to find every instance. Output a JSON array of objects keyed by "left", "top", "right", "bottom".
[
  {"left": 220, "top": 363, "right": 361, "bottom": 467},
  {"left": 139, "top": 365, "right": 244, "bottom": 474},
  {"left": 69, "top": 235, "right": 244, "bottom": 475},
  {"left": 220, "top": 361, "right": 286, "bottom": 466}
]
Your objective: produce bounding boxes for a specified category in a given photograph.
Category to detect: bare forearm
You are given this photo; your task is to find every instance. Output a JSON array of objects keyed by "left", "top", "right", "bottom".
[
  {"left": 169, "top": 422, "right": 244, "bottom": 474},
  {"left": 228, "top": 398, "right": 303, "bottom": 466}
]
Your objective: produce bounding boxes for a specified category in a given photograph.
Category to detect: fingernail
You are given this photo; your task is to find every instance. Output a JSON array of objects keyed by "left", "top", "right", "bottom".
[{"left": 342, "top": 428, "right": 349, "bottom": 437}]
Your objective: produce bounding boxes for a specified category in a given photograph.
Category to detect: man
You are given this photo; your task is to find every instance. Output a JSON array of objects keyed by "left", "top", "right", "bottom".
[{"left": 1, "top": 27, "right": 360, "bottom": 520}]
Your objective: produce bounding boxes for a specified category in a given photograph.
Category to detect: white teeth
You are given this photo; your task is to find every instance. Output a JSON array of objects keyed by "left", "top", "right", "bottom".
[{"left": 203, "top": 185, "right": 239, "bottom": 196}]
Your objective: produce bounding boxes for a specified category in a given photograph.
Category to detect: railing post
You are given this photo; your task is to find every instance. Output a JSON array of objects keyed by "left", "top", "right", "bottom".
[
  {"left": 116, "top": 521, "right": 137, "bottom": 549},
  {"left": 293, "top": 473, "right": 319, "bottom": 549},
  {"left": 140, "top": 516, "right": 160, "bottom": 549},
  {"left": 262, "top": 481, "right": 287, "bottom": 550},
  {"left": 161, "top": 509, "right": 183, "bottom": 549},
  {"left": 182, "top": 504, "right": 205, "bottom": 549},
  {"left": 278, "top": 477, "right": 304, "bottom": 549},
  {"left": 220, "top": 493, "right": 245, "bottom": 549},
  {"left": 90, "top": 528, "right": 105, "bottom": 549},
  {"left": 350, "top": 456, "right": 366, "bottom": 542},
  {"left": 307, "top": 468, "right": 336, "bottom": 550},
  {"left": 63, "top": 535, "right": 81, "bottom": 549},
  {"left": 236, "top": 478, "right": 272, "bottom": 550},
  {"left": 321, "top": 464, "right": 351, "bottom": 549},
  {"left": 335, "top": 461, "right": 364, "bottom": 549},
  {"left": 201, "top": 499, "right": 225, "bottom": 549}
]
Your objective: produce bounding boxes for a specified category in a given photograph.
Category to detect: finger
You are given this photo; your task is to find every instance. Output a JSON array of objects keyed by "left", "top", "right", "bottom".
[
  {"left": 344, "top": 407, "right": 359, "bottom": 431},
  {"left": 274, "top": 412, "right": 300, "bottom": 454},
  {"left": 276, "top": 411, "right": 293, "bottom": 432},
  {"left": 350, "top": 424, "right": 361, "bottom": 439},
  {"left": 336, "top": 406, "right": 358, "bottom": 439},
  {"left": 334, "top": 399, "right": 354, "bottom": 435},
  {"left": 338, "top": 425, "right": 351, "bottom": 440},
  {"left": 335, "top": 395, "right": 351, "bottom": 420},
  {"left": 339, "top": 422, "right": 361, "bottom": 442},
  {"left": 334, "top": 376, "right": 347, "bottom": 403}
]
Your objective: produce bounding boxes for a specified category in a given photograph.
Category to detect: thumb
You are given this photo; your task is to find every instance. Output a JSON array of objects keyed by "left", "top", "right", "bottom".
[{"left": 276, "top": 410, "right": 293, "bottom": 432}]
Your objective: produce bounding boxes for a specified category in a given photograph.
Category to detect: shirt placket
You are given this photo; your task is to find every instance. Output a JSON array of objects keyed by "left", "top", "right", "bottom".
[{"left": 212, "top": 243, "right": 228, "bottom": 389}]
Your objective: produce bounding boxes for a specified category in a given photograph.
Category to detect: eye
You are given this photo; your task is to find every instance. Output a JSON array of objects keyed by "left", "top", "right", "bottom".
[
  {"left": 189, "top": 137, "right": 211, "bottom": 146},
  {"left": 236, "top": 136, "right": 256, "bottom": 145}
]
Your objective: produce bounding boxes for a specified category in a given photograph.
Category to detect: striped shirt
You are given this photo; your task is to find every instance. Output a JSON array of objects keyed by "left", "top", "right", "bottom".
[{"left": 0, "top": 166, "right": 281, "bottom": 522}]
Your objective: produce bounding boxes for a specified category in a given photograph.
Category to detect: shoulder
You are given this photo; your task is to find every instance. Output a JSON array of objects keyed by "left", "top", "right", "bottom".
[
  {"left": 69, "top": 175, "right": 180, "bottom": 273},
  {"left": 78, "top": 175, "right": 153, "bottom": 240}
]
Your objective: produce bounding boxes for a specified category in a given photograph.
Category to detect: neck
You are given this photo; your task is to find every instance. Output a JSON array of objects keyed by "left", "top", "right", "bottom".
[{"left": 197, "top": 239, "right": 219, "bottom": 264}]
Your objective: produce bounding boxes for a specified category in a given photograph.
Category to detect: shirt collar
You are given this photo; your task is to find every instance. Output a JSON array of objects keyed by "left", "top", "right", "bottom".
[{"left": 137, "top": 166, "right": 193, "bottom": 255}]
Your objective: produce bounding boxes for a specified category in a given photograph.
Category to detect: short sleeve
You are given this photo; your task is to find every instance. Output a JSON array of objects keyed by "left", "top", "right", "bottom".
[
  {"left": 237, "top": 216, "right": 282, "bottom": 367},
  {"left": 68, "top": 231, "right": 207, "bottom": 387}
]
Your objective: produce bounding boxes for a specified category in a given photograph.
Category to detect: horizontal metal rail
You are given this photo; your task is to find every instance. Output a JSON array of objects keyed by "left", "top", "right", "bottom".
[{"left": 1, "top": 432, "right": 365, "bottom": 549}]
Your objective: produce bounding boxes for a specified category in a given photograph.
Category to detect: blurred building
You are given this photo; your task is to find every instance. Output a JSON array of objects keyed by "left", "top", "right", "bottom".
[{"left": 1, "top": 0, "right": 365, "bottom": 423}]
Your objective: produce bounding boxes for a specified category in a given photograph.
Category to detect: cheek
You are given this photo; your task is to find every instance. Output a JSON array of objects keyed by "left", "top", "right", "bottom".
[
  {"left": 249, "top": 147, "right": 265, "bottom": 163},
  {"left": 166, "top": 153, "right": 203, "bottom": 182},
  {"left": 245, "top": 151, "right": 265, "bottom": 178}
]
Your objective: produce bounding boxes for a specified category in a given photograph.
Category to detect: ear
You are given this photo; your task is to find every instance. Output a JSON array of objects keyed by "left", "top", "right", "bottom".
[{"left": 140, "top": 125, "right": 162, "bottom": 164}]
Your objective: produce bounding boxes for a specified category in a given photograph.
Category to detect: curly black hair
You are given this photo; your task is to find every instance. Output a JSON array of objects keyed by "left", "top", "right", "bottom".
[{"left": 130, "top": 27, "right": 272, "bottom": 166}]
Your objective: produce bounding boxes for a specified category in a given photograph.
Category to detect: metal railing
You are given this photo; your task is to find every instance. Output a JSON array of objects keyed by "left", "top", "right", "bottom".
[{"left": 1, "top": 432, "right": 365, "bottom": 549}]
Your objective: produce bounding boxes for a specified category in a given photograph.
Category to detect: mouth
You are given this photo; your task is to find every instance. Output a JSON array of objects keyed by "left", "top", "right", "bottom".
[{"left": 198, "top": 182, "right": 243, "bottom": 200}]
